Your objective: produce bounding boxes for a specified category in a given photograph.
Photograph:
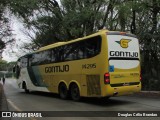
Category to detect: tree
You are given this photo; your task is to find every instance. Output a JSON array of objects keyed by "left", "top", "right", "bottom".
[
  {"left": 0, "top": 59, "right": 7, "bottom": 71},
  {"left": 138, "top": 0, "right": 160, "bottom": 90},
  {"left": 0, "top": 0, "right": 15, "bottom": 58},
  {"left": 8, "top": 0, "right": 118, "bottom": 48}
]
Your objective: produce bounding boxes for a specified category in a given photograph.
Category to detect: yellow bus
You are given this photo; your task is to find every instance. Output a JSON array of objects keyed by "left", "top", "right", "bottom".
[{"left": 15, "top": 29, "right": 141, "bottom": 101}]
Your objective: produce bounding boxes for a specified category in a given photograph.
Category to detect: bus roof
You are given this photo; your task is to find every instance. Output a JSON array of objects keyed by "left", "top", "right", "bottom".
[
  {"left": 36, "top": 29, "right": 109, "bottom": 52},
  {"left": 37, "top": 42, "right": 66, "bottom": 51}
]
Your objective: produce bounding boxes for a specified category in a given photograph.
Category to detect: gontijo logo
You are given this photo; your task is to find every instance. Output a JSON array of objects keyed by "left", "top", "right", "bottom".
[{"left": 116, "top": 39, "right": 131, "bottom": 48}]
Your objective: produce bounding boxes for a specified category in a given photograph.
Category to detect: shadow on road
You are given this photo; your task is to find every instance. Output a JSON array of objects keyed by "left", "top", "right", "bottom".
[
  {"left": 19, "top": 91, "right": 132, "bottom": 107},
  {"left": 80, "top": 97, "right": 132, "bottom": 107}
]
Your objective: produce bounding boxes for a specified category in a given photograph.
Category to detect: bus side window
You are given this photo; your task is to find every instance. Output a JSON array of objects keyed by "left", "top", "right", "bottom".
[
  {"left": 54, "top": 47, "right": 63, "bottom": 62},
  {"left": 84, "top": 36, "right": 101, "bottom": 58},
  {"left": 51, "top": 49, "right": 56, "bottom": 62},
  {"left": 28, "top": 57, "right": 33, "bottom": 66},
  {"left": 63, "top": 44, "right": 72, "bottom": 61},
  {"left": 63, "top": 42, "right": 85, "bottom": 61},
  {"left": 40, "top": 51, "right": 51, "bottom": 64},
  {"left": 77, "top": 41, "right": 85, "bottom": 59},
  {"left": 63, "top": 43, "right": 79, "bottom": 61}
]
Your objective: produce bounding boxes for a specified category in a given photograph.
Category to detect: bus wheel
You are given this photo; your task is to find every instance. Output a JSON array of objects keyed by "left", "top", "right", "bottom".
[
  {"left": 23, "top": 82, "right": 29, "bottom": 93},
  {"left": 70, "top": 83, "right": 80, "bottom": 101},
  {"left": 58, "top": 83, "right": 68, "bottom": 99}
]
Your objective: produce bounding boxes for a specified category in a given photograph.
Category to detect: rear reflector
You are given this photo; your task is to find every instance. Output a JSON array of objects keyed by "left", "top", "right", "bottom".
[{"left": 104, "top": 73, "right": 110, "bottom": 84}]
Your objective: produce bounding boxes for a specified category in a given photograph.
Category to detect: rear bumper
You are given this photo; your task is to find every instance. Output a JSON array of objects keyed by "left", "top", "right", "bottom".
[{"left": 103, "top": 82, "right": 141, "bottom": 97}]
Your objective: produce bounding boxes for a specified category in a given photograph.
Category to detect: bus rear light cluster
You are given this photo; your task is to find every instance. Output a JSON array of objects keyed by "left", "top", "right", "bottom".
[{"left": 104, "top": 73, "right": 110, "bottom": 84}]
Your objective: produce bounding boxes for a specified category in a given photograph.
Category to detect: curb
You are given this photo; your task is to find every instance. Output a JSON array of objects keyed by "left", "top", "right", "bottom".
[
  {"left": 140, "top": 91, "right": 160, "bottom": 94},
  {"left": 0, "top": 83, "right": 9, "bottom": 111}
]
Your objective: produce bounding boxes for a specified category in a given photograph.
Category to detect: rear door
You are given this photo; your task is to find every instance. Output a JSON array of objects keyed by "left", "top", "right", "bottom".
[{"left": 107, "top": 33, "right": 140, "bottom": 86}]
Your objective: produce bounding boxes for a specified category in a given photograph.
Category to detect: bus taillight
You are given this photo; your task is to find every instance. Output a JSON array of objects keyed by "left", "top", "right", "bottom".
[
  {"left": 140, "top": 71, "right": 142, "bottom": 81},
  {"left": 104, "top": 73, "right": 110, "bottom": 84}
]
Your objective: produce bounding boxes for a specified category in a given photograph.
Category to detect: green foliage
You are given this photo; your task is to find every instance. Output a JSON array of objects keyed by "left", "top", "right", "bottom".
[
  {"left": 0, "top": 0, "right": 15, "bottom": 58},
  {"left": 0, "top": 60, "right": 16, "bottom": 71},
  {"left": 0, "top": 60, "right": 7, "bottom": 64},
  {"left": 0, "top": 72, "right": 15, "bottom": 78},
  {"left": 8, "top": 0, "right": 39, "bottom": 19},
  {"left": 8, "top": 0, "right": 112, "bottom": 47},
  {"left": 0, "top": 60, "right": 16, "bottom": 78},
  {"left": 0, "top": 60, "right": 7, "bottom": 71}
]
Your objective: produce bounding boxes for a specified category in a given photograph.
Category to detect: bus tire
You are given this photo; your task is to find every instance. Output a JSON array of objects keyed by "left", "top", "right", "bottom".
[
  {"left": 70, "top": 83, "right": 80, "bottom": 101},
  {"left": 23, "top": 82, "right": 29, "bottom": 93},
  {"left": 58, "top": 83, "right": 68, "bottom": 99}
]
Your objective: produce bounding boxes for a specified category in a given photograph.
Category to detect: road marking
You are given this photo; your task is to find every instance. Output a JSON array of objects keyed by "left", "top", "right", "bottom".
[
  {"left": 7, "top": 99, "right": 22, "bottom": 112},
  {"left": 7, "top": 99, "right": 37, "bottom": 120}
]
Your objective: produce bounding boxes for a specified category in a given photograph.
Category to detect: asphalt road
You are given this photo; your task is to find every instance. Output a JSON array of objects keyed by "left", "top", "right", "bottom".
[{"left": 2, "top": 78, "right": 160, "bottom": 120}]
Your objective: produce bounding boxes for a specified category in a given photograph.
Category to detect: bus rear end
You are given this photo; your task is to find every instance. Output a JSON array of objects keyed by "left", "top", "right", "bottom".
[{"left": 105, "top": 32, "right": 141, "bottom": 97}]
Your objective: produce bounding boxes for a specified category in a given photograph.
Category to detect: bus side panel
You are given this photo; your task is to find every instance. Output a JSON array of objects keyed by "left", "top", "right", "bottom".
[
  {"left": 81, "top": 33, "right": 108, "bottom": 97},
  {"left": 38, "top": 61, "right": 82, "bottom": 94},
  {"left": 80, "top": 57, "right": 102, "bottom": 97},
  {"left": 17, "top": 67, "right": 50, "bottom": 92}
]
